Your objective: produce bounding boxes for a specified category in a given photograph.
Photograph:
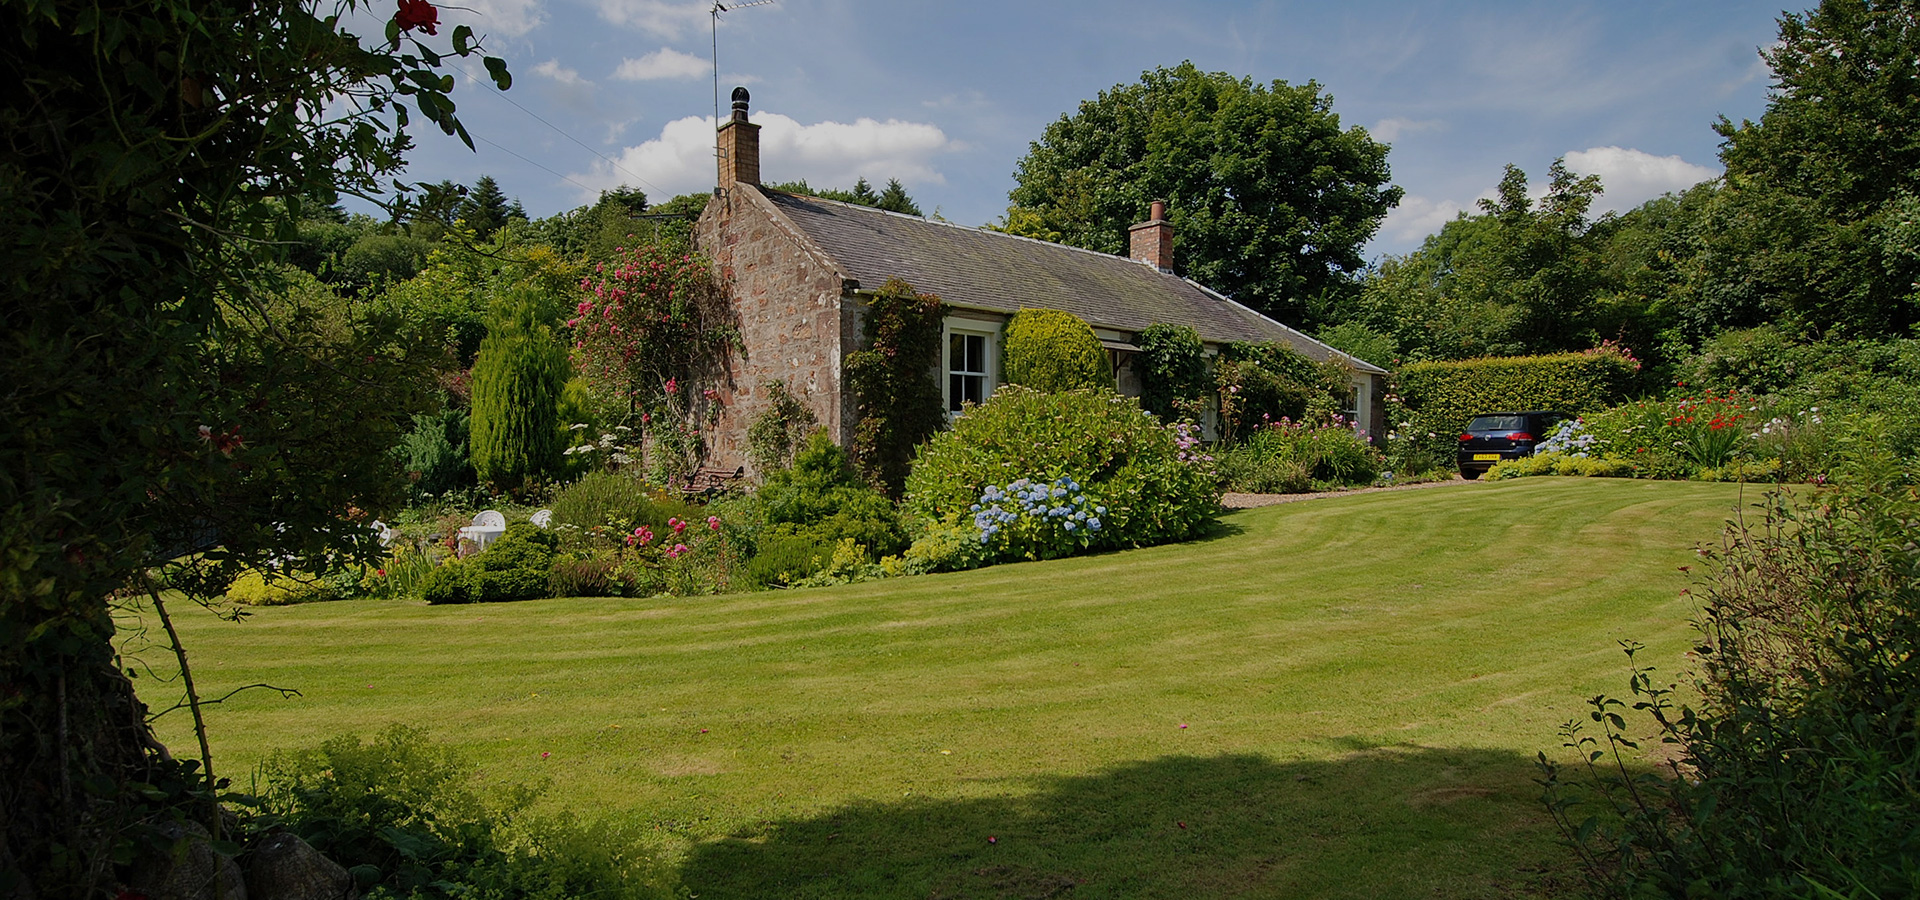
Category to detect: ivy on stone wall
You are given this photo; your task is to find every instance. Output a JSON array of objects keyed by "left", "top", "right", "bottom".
[{"left": 845, "top": 278, "right": 948, "bottom": 496}]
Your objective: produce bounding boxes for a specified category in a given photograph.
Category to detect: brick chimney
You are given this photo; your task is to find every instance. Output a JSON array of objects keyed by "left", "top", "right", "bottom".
[
  {"left": 716, "top": 86, "right": 760, "bottom": 189},
  {"left": 1128, "top": 200, "right": 1173, "bottom": 272}
]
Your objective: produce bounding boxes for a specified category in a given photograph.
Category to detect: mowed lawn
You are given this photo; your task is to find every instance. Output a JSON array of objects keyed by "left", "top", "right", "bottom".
[{"left": 129, "top": 477, "right": 1753, "bottom": 899}]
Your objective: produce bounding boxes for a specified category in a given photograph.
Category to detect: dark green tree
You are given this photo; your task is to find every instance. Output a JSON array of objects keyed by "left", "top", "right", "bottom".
[
  {"left": 1009, "top": 62, "right": 1401, "bottom": 325},
  {"left": 876, "top": 178, "right": 923, "bottom": 215},
  {"left": 457, "top": 174, "right": 513, "bottom": 239},
  {"left": 1698, "top": 0, "right": 1920, "bottom": 336},
  {"left": 1343, "top": 160, "right": 1612, "bottom": 360},
  {"left": 849, "top": 177, "right": 879, "bottom": 205},
  {"left": 0, "top": 1, "right": 506, "bottom": 892}
]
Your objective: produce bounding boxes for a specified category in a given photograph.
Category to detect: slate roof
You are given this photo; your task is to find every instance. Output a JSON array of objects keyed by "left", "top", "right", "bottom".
[{"left": 753, "top": 187, "right": 1386, "bottom": 374}]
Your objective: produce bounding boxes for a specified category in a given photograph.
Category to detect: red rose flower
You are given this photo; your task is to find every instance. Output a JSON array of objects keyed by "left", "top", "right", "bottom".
[{"left": 395, "top": 0, "right": 438, "bottom": 35}]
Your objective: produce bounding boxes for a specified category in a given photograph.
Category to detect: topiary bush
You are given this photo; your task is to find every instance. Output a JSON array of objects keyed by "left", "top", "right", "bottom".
[
  {"left": 1002, "top": 308, "right": 1111, "bottom": 393},
  {"left": 903, "top": 386, "right": 1217, "bottom": 565},
  {"left": 470, "top": 522, "right": 559, "bottom": 602}
]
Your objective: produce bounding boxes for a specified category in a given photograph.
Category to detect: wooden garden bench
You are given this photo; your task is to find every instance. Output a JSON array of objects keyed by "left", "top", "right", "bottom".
[{"left": 679, "top": 465, "right": 746, "bottom": 499}]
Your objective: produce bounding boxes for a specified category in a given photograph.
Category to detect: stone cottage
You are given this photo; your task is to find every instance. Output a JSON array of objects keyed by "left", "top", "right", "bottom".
[{"left": 693, "top": 88, "right": 1388, "bottom": 476}]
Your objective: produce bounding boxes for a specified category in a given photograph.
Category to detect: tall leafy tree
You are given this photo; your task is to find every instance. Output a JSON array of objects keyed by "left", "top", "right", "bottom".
[
  {"left": 0, "top": 0, "right": 506, "bottom": 893},
  {"left": 1344, "top": 161, "right": 1610, "bottom": 360},
  {"left": 1008, "top": 62, "right": 1401, "bottom": 325},
  {"left": 1702, "top": 0, "right": 1920, "bottom": 335}
]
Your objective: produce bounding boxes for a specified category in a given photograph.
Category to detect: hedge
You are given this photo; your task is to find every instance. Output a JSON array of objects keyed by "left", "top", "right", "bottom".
[{"left": 1397, "top": 351, "right": 1636, "bottom": 438}]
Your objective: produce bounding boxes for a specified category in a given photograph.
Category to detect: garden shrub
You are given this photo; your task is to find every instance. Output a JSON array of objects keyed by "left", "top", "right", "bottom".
[
  {"left": 1137, "top": 323, "right": 1210, "bottom": 419},
  {"left": 1218, "top": 420, "right": 1383, "bottom": 493},
  {"left": 1540, "top": 475, "right": 1920, "bottom": 898},
  {"left": 1396, "top": 348, "right": 1636, "bottom": 446},
  {"left": 470, "top": 522, "right": 560, "bottom": 602},
  {"left": 1484, "top": 452, "right": 1635, "bottom": 480},
  {"left": 470, "top": 291, "right": 570, "bottom": 492},
  {"left": 903, "top": 386, "right": 1217, "bottom": 565},
  {"left": 745, "top": 379, "right": 818, "bottom": 474},
  {"left": 845, "top": 278, "right": 947, "bottom": 496},
  {"left": 548, "top": 470, "right": 701, "bottom": 543},
  {"left": 224, "top": 569, "right": 341, "bottom": 606},
  {"left": 254, "top": 724, "right": 673, "bottom": 900},
  {"left": 745, "top": 432, "right": 906, "bottom": 584},
  {"left": 425, "top": 523, "right": 559, "bottom": 603},
  {"left": 1002, "top": 308, "right": 1112, "bottom": 392},
  {"left": 396, "top": 407, "right": 475, "bottom": 503},
  {"left": 743, "top": 531, "right": 831, "bottom": 588},
  {"left": 548, "top": 550, "right": 630, "bottom": 598},
  {"left": 419, "top": 558, "right": 473, "bottom": 605},
  {"left": 1215, "top": 341, "right": 1354, "bottom": 440}
]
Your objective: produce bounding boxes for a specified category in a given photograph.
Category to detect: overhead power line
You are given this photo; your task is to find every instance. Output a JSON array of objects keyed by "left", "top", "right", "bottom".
[{"left": 451, "top": 61, "right": 669, "bottom": 202}]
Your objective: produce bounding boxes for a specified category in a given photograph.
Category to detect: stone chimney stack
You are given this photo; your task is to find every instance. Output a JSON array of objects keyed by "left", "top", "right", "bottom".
[
  {"left": 717, "top": 86, "right": 760, "bottom": 189},
  {"left": 1128, "top": 200, "right": 1173, "bottom": 272}
]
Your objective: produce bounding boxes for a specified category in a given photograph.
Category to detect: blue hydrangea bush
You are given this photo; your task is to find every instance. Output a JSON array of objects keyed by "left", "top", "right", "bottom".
[{"left": 904, "top": 386, "right": 1218, "bottom": 567}]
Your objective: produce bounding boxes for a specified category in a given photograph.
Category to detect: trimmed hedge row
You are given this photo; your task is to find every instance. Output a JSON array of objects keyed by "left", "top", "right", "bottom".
[{"left": 1397, "top": 351, "right": 1635, "bottom": 437}]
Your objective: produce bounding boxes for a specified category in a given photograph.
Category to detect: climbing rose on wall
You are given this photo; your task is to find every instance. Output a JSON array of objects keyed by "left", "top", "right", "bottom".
[{"left": 571, "top": 241, "right": 736, "bottom": 477}]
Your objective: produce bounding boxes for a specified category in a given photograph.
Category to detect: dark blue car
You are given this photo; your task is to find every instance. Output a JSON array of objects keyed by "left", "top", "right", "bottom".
[{"left": 1456, "top": 410, "right": 1572, "bottom": 479}]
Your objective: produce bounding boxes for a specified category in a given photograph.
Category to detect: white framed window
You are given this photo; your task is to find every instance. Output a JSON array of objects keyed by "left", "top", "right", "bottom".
[{"left": 943, "top": 320, "right": 998, "bottom": 414}]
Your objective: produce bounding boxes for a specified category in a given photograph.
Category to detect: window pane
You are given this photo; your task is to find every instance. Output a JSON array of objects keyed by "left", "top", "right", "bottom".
[
  {"left": 949, "top": 374, "right": 964, "bottom": 411},
  {"left": 965, "top": 334, "right": 984, "bottom": 372},
  {"left": 949, "top": 334, "right": 965, "bottom": 370}
]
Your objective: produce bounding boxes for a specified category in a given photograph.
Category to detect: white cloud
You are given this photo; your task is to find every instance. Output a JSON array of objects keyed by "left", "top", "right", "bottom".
[
  {"left": 1378, "top": 194, "right": 1473, "bottom": 248},
  {"left": 592, "top": 0, "right": 708, "bottom": 38},
  {"left": 532, "top": 59, "right": 587, "bottom": 86},
  {"left": 613, "top": 48, "right": 709, "bottom": 81},
  {"left": 1561, "top": 146, "right": 1719, "bottom": 214},
  {"left": 571, "top": 111, "right": 958, "bottom": 202},
  {"left": 1369, "top": 117, "right": 1445, "bottom": 143},
  {"left": 442, "top": 0, "right": 545, "bottom": 38}
]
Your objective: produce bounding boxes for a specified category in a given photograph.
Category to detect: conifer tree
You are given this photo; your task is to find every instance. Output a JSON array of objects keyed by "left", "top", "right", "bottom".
[
  {"left": 459, "top": 174, "right": 513, "bottom": 239},
  {"left": 470, "top": 289, "right": 569, "bottom": 490},
  {"left": 877, "top": 178, "right": 922, "bottom": 215}
]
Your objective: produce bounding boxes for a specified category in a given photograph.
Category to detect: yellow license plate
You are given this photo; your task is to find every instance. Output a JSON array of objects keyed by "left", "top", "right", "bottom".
[{"left": 1473, "top": 453, "right": 1502, "bottom": 461}]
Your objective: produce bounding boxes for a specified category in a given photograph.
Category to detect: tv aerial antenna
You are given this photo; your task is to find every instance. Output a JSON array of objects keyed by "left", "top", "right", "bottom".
[{"left": 711, "top": 0, "right": 776, "bottom": 130}]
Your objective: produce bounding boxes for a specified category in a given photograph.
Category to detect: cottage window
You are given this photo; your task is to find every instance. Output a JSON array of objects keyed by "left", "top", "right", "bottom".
[{"left": 948, "top": 332, "right": 989, "bottom": 412}]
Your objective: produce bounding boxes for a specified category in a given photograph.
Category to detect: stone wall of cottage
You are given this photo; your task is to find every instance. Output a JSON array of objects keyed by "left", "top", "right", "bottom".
[{"left": 694, "top": 189, "right": 856, "bottom": 477}]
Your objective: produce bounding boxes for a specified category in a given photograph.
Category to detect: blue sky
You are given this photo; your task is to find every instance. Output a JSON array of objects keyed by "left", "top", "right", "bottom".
[{"left": 374, "top": 0, "right": 1785, "bottom": 257}]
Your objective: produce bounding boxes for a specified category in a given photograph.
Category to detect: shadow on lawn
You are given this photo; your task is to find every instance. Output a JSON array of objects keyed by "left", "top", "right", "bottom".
[{"left": 680, "top": 746, "right": 1577, "bottom": 900}]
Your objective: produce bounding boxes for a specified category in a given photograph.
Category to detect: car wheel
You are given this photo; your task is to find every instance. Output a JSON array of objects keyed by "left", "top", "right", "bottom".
[{"left": 1460, "top": 468, "right": 1482, "bottom": 481}]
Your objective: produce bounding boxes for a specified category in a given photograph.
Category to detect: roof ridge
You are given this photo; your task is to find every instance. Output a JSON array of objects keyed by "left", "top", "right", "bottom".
[{"left": 756, "top": 186, "right": 1189, "bottom": 275}]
